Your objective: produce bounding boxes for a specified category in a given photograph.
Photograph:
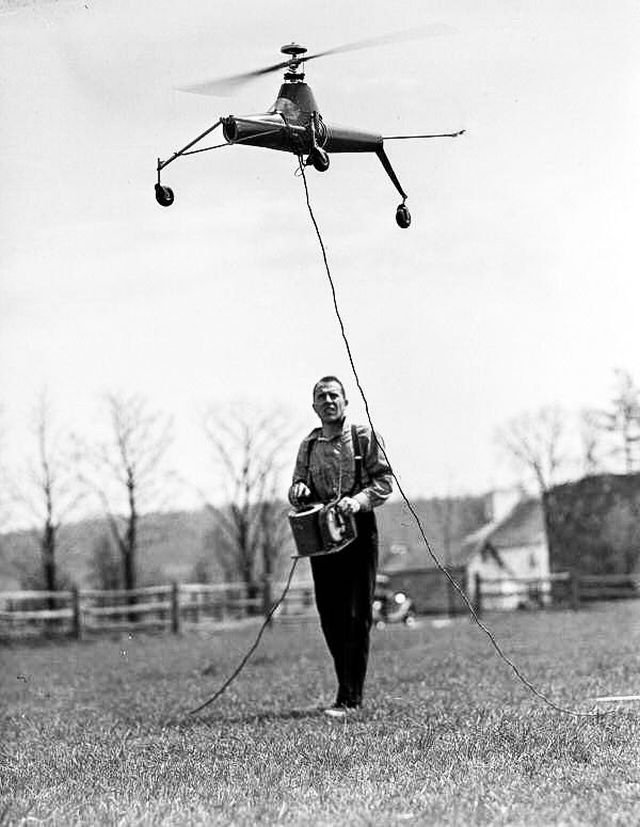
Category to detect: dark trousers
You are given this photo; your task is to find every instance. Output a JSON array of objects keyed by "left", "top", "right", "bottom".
[{"left": 310, "top": 511, "right": 378, "bottom": 707}]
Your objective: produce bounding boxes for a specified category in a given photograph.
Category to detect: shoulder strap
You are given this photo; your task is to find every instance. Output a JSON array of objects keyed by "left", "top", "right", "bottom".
[
  {"left": 305, "top": 431, "right": 318, "bottom": 491},
  {"left": 351, "top": 424, "right": 363, "bottom": 492}
]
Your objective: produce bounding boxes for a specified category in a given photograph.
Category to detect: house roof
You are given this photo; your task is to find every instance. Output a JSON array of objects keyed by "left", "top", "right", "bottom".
[
  {"left": 378, "top": 497, "right": 488, "bottom": 573},
  {"left": 455, "top": 497, "right": 545, "bottom": 566},
  {"left": 379, "top": 495, "right": 546, "bottom": 574}
]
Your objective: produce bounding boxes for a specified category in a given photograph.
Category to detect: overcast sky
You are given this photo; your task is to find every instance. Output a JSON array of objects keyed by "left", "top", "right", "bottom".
[{"left": 1, "top": 0, "right": 639, "bottom": 517}]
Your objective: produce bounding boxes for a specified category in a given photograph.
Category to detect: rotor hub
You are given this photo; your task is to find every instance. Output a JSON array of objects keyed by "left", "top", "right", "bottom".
[
  {"left": 280, "top": 43, "right": 307, "bottom": 79},
  {"left": 280, "top": 43, "right": 307, "bottom": 57}
]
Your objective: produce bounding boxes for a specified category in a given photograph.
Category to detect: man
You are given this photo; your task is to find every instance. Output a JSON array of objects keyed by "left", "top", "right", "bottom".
[{"left": 289, "top": 376, "right": 393, "bottom": 718}]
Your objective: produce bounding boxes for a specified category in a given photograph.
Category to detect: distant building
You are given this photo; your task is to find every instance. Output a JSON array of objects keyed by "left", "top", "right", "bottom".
[
  {"left": 377, "top": 496, "right": 487, "bottom": 573},
  {"left": 380, "top": 476, "right": 640, "bottom": 614},
  {"left": 380, "top": 489, "right": 548, "bottom": 614},
  {"left": 376, "top": 496, "right": 486, "bottom": 614},
  {"left": 460, "top": 494, "right": 549, "bottom": 611}
]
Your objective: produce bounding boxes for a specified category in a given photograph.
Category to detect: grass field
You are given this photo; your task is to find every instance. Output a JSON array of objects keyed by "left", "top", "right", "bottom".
[{"left": 2, "top": 602, "right": 639, "bottom": 826}]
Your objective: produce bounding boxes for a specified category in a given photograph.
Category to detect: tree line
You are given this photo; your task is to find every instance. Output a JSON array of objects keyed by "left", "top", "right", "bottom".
[
  {"left": 495, "top": 368, "right": 640, "bottom": 496},
  {"left": 0, "top": 393, "right": 293, "bottom": 602},
  {"left": 1, "top": 368, "right": 638, "bottom": 598}
]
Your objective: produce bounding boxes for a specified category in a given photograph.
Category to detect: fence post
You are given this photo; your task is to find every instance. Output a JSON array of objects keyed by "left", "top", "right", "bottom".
[
  {"left": 71, "top": 587, "right": 82, "bottom": 640},
  {"left": 473, "top": 572, "right": 483, "bottom": 618},
  {"left": 570, "top": 571, "right": 580, "bottom": 612},
  {"left": 171, "top": 582, "right": 181, "bottom": 635}
]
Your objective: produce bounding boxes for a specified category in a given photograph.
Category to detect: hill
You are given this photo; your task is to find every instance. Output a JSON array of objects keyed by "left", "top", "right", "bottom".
[
  {"left": 0, "top": 496, "right": 487, "bottom": 590},
  {"left": 0, "top": 510, "right": 217, "bottom": 590}
]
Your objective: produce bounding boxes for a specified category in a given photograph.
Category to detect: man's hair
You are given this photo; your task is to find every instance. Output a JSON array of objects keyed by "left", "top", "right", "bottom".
[{"left": 312, "top": 375, "right": 346, "bottom": 400}]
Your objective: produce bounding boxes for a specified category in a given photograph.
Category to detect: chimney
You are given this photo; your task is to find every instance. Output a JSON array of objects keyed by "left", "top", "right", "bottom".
[{"left": 484, "top": 487, "right": 525, "bottom": 523}]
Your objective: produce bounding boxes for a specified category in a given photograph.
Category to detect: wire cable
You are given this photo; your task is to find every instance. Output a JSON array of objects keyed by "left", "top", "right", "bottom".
[
  {"left": 296, "top": 155, "right": 610, "bottom": 719},
  {"left": 180, "top": 128, "right": 287, "bottom": 158},
  {"left": 188, "top": 558, "right": 299, "bottom": 715}
]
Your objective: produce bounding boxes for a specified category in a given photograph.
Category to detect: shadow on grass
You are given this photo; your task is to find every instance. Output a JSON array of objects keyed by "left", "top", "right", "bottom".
[
  {"left": 218, "top": 705, "right": 328, "bottom": 725},
  {"left": 162, "top": 704, "right": 329, "bottom": 729},
  {"left": 164, "top": 702, "right": 440, "bottom": 730}
]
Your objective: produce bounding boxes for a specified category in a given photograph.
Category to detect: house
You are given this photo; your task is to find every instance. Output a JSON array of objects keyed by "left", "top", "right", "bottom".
[
  {"left": 460, "top": 494, "right": 550, "bottom": 611},
  {"left": 380, "top": 489, "right": 550, "bottom": 614},
  {"left": 378, "top": 496, "right": 486, "bottom": 614}
]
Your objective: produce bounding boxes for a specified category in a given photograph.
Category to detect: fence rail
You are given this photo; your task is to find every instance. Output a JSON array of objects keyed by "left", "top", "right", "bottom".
[
  {"left": 2, "top": 571, "right": 637, "bottom": 639},
  {"left": 472, "top": 571, "right": 640, "bottom": 616},
  {"left": 0, "top": 581, "right": 316, "bottom": 640}
]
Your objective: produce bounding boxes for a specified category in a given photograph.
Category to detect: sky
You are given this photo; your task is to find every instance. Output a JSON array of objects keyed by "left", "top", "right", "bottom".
[{"left": 1, "top": 0, "right": 639, "bottom": 520}]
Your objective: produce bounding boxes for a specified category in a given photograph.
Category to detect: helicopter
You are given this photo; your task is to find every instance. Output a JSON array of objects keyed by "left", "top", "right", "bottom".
[{"left": 155, "top": 35, "right": 464, "bottom": 228}]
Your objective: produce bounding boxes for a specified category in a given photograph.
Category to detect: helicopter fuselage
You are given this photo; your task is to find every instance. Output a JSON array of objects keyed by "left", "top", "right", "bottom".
[{"left": 221, "top": 81, "right": 384, "bottom": 156}]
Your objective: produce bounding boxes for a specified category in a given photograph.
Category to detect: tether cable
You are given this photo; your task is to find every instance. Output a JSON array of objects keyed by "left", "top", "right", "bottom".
[
  {"left": 188, "top": 558, "right": 299, "bottom": 715},
  {"left": 296, "top": 155, "right": 609, "bottom": 719}
]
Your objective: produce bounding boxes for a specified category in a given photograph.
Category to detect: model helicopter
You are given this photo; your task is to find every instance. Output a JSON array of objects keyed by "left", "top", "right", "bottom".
[{"left": 155, "top": 35, "right": 464, "bottom": 228}]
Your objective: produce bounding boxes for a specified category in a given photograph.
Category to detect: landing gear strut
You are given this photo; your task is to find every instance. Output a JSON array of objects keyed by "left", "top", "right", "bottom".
[{"left": 375, "top": 146, "right": 412, "bottom": 228}]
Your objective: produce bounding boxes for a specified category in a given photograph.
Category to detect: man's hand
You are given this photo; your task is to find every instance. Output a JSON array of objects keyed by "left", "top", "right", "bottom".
[
  {"left": 337, "top": 496, "right": 361, "bottom": 515},
  {"left": 289, "top": 482, "right": 312, "bottom": 508}
]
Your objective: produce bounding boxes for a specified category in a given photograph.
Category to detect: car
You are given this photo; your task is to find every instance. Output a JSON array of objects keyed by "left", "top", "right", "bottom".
[{"left": 372, "top": 574, "right": 415, "bottom": 627}]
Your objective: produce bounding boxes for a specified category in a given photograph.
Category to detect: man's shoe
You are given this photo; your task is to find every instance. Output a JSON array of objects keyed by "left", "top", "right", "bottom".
[
  {"left": 324, "top": 705, "right": 348, "bottom": 719},
  {"left": 323, "top": 704, "right": 360, "bottom": 719}
]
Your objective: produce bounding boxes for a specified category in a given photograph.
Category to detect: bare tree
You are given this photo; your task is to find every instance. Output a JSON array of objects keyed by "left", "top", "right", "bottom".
[
  {"left": 88, "top": 532, "right": 122, "bottom": 590},
  {"left": 83, "top": 393, "right": 174, "bottom": 593},
  {"left": 10, "top": 394, "right": 82, "bottom": 595},
  {"left": 197, "top": 523, "right": 239, "bottom": 584},
  {"left": 256, "top": 477, "right": 293, "bottom": 617},
  {"left": 201, "top": 405, "right": 292, "bottom": 609},
  {"left": 578, "top": 408, "right": 605, "bottom": 477},
  {"left": 592, "top": 369, "right": 640, "bottom": 473},
  {"left": 495, "top": 406, "right": 569, "bottom": 495}
]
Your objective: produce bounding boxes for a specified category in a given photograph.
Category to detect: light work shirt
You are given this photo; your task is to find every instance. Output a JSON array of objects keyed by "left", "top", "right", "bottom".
[{"left": 292, "top": 420, "right": 393, "bottom": 510}]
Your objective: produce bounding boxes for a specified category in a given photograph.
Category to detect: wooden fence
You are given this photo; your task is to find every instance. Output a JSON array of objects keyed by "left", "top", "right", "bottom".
[
  {"left": 0, "top": 581, "right": 316, "bottom": 640},
  {"left": 472, "top": 571, "right": 640, "bottom": 616},
  {"left": 2, "top": 572, "right": 638, "bottom": 639}
]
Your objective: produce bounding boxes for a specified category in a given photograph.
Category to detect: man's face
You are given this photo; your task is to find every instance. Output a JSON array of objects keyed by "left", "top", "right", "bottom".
[{"left": 313, "top": 381, "right": 347, "bottom": 425}]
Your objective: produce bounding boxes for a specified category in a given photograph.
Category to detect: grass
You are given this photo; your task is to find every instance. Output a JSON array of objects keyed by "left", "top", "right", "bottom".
[{"left": 1, "top": 601, "right": 639, "bottom": 825}]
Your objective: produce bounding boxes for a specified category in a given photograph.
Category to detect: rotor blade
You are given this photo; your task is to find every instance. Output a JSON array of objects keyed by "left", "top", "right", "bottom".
[
  {"left": 304, "top": 23, "right": 455, "bottom": 64},
  {"left": 177, "top": 59, "right": 291, "bottom": 97},
  {"left": 178, "top": 24, "right": 455, "bottom": 97}
]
